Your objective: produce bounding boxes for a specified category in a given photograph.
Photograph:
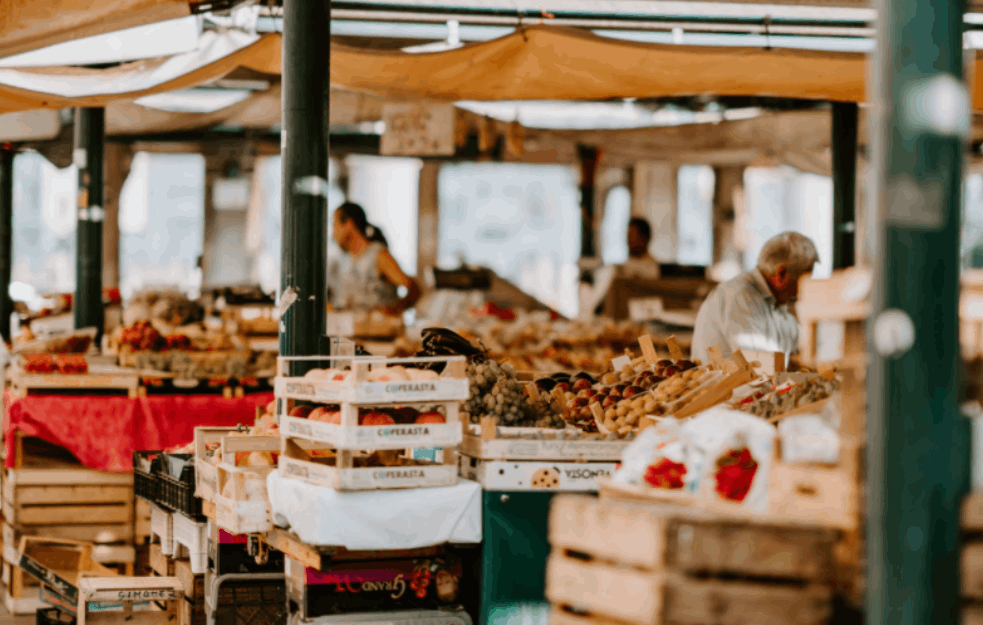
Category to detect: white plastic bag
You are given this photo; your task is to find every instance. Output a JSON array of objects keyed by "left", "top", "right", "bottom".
[
  {"left": 613, "top": 418, "right": 689, "bottom": 489},
  {"left": 682, "top": 408, "right": 776, "bottom": 513}
]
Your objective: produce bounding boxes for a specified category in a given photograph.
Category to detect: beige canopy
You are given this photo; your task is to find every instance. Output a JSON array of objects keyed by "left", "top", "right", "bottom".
[
  {"left": 0, "top": 0, "right": 190, "bottom": 60},
  {"left": 4, "top": 26, "right": 983, "bottom": 111}
]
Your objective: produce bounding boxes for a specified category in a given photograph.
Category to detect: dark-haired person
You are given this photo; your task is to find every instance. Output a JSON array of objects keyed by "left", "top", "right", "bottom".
[
  {"left": 620, "top": 217, "right": 660, "bottom": 280},
  {"left": 331, "top": 202, "right": 420, "bottom": 315}
]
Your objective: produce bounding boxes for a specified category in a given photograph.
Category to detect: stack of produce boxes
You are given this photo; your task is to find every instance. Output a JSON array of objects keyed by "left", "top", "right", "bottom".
[{"left": 274, "top": 355, "right": 475, "bottom": 624}]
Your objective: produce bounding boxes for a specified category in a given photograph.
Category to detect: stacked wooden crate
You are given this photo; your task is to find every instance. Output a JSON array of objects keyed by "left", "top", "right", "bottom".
[
  {"left": 546, "top": 495, "right": 841, "bottom": 625},
  {"left": 0, "top": 460, "right": 137, "bottom": 614}
]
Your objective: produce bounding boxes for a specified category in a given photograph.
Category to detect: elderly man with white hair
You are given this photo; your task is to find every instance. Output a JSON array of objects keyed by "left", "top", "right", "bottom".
[{"left": 692, "top": 231, "right": 819, "bottom": 365}]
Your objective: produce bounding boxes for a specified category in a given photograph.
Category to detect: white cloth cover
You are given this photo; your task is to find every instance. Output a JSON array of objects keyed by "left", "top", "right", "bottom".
[{"left": 267, "top": 472, "right": 483, "bottom": 549}]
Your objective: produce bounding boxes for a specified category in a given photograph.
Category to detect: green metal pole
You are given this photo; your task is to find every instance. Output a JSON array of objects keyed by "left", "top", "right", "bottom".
[
  {"left": 0, "top": 147, "right": 13, "bottom": 343},
  {"left": 74, "top": 108, "right": 104, "bottom": 342},
  {"left": 279, "top": 0, "right": 329, "bottom": 370},
  {"left": 831, "top": 102, "right": 858, "bottom": 269},
  {"left": 867, "top": 0, "right": 970, "bottom": 619}
]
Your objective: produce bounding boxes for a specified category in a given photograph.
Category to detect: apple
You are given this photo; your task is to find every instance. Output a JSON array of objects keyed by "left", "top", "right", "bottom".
[
  {"left": 602, "top": 396, "right": 618, "bottom": 408},
  {"left": 663, "top": 366, "right": 682, "bottom": 377},
  {"left": 623, "top": 386, "right": 644, "bottom": 398},
  {"left": 675, "top": 360, "right": 696, "bottom": 371},
  {"left": 582, "top": 388, "right": 598, "bottom": 399},
  {"left": 360, "top": 412, "right": 396, "bottom": 426},
  {"left": 555, "top": 382, "right": 572, "bottom": 393},
  {"left": 572, "top": 378, "right": 592, "bottom": 392},
  {"left": 614, "top": 384, "right": 628, "bottom": 395},
  {"left": 657, "top": 359, "right": 674, "bottom": 368},
  {"left": 567, "top": 397, "right": 589, "bottom": 410},
  {"left": 289, "top": 405, "right": 314, "bottom": 418},
  {"left": 415, "top": 412, "right": 445, "bottom": 424}
]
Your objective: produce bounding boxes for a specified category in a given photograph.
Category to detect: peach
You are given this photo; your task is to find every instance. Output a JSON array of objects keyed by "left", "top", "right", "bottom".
[
  {"left": 360, "top": 412, "right": 396, "bottom": 426},
  {"left": 416, "top": 412, "right": 446, "bottom": 424}
]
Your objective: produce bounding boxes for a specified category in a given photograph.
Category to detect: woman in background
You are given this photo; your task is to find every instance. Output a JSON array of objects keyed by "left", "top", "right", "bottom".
[{"left": 330, "top": 202, "right": 420, "bottom": 315}]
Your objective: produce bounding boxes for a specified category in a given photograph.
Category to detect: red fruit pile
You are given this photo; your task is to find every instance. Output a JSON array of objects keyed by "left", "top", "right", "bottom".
[
  {"left": 643, "top": 458, "right": 687, "bottom": 490},
  {"left": 54, "top": 355, "right": 88, "bottom": 374},
  {"left": 23, "top": 353, "right": 55, "bottom": 373},
  {"left": 119, "top": 321, "right": 166, "bottom": 351},
  {"left": 165, "top": 334, "right": 191, "bottom": 350},
  {"left": 714, "top": 447, "right": 758, "bottom": 502}
]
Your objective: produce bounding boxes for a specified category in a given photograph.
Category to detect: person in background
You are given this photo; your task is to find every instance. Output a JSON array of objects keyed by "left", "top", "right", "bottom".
[
  {"left": 691, "top": 231, "right": 818, "bottom": 364},
  {"left": 620, "top": 217, "right": 661, "bottom": 280},
  {"left": 330, "top": 202, "right": 420, "bottom": 315}
]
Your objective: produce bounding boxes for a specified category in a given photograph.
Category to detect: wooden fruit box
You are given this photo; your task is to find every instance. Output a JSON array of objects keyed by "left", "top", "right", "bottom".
[
  {"left": 77, "top": 576, "right": 183, "bottom": 625},
  {"left": 278, "top": 438, "right": 458, "bottom": 491},
  {"left": 3, "top": 524, "right": 134, "bottom": 575},
  {"left": 279, "top": 401, "right": 464, "bottom": 450},
  {"left": 459, "top": 456, "right": 618, "bottom": 492},
  {"left": 16, "top": 536, "right": 119, "bottom": 607},
  {"left": 2, "top": 467, "right": 135, "bottom": 529},
  {"left": 275, "top": 355, "right": 468, "bottom": 405},
  {"left": 600, "top": 461, "right": 859, "bottom": 532},
  {"left": 960, "top": 491, "right": 983, "bottom": 623},
  {"left": 459, "top": 420, "right": 628, "bottom": 462},
  {"left": 546, "top": 495, "right": 836, "bottom": 625},
  {"left": 8, "top": 365, "right": 139, "bottom": 398}
]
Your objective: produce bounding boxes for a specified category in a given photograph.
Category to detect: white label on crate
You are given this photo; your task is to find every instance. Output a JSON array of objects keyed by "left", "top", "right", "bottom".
[
  {"left": 86, "top": 589, "right": 176, "bottom": 603},
  {"left": 282, "top": 415, "right": 462, "bottom": 449},
  {"left": 356, "top": 379, "right": 469, "bottom": 402},
  {"left": 470, "top": 461, "right": 618, "bottom": 491}
]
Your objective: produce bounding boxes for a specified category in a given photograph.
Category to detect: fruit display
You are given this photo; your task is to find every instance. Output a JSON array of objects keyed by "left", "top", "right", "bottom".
[
  {"left": 288, "top": 403, "right": 448, "bottom": 426},
  {"left": 395, "top": 319, "right": 687, "bottom": 375},
  {"left": 732, "top": 374, "right": 840, "bottom": 420},
  {"left": 550, "top": 358, "right": 710, "bottom": 438},
  {"left": 22, "top": 353, "right": 89, "bottom": 374},
  {"left": 118, "top": 321, "right": 166, "bottom": 351},
  {"left": 303, "top": 365, "right": 440, "bottom": 383},
  {"left": 461, "top": 358, "right": 566, "bottom": 428}
]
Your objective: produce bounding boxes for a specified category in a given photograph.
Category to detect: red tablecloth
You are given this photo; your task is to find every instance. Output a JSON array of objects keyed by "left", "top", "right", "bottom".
[{"left": 4, "top": 391, "right": 274, "bottom": 472}]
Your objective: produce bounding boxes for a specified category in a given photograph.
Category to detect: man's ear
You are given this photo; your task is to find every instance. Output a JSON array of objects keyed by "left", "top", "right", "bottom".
[{"left": 775, "top": 265, "right": 790, "bottom": 287}]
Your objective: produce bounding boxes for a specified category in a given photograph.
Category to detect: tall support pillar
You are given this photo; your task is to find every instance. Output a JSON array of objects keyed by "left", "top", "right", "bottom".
[
  {"left": 711, "top": 165, "right": 744, "bottom": 269},
  {"left": 0, "top": 147, "right": 13, "bottom": 343},
  {"left": 74, "top": 108, "right": 104, "bottom": 340},
  {"left": 578, "top": 146, "right": 600, "bottom": 260},
  {"left": 867, "top": 0, "right": 969, "bottom": 621},
  {"left": 417, "top": 161, "right": 439, "bottom": 290},
  {"left": 831, "top": 102, "right": 859, "bottom": 269},
  {"left": 280, "top": 0, "right": 329, "bottom": 365},
  {"left": 102, "top": 142, "right": 132, "bottom": 290}
]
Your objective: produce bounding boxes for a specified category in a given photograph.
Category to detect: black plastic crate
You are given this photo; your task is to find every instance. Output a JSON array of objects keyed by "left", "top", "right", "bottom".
[
  {"left": 133, "top": 450, "right": 161, "bottom": 503},
  {"left": 209, "top": 528, "right": 284, "bottom": 576},
  {"left": 214, "top": 579, "right": 287, "bottom": 625},
  {"left": 36, "top": 608, "right": 75, "bottom": 625},
  {"left": 157, "top": 453, "right": 202, "bottom": 518}
]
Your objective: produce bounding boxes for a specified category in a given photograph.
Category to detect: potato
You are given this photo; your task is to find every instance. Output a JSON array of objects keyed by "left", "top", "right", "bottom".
[
  {"left": 604, "top": 418, "right": 617, "bottom": 431},
  {"left": 616, "top": 404, "right": 629, "bottom": 418},
  {"left": 626, "top": 412, "right": 640, "bottom": 425}
]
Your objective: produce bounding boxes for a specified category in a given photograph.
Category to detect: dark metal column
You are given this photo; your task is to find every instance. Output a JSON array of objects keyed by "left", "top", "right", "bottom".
[
  {"left": 279, "top": 0, "right": 329, "bottom": 364},
  {"left": 74, "top": 108, "right": 104, "bottom": 340},
  {"left": 831, "top": 102, "right": 858, "bottom": 269},
  {"left": 867, "top": 0, "right": 968, "bottom": 620},
  {"left": 578, "top": 146, "right": 599, "bottom": 259},
  {"left": 0, "top": 146, "right": 14, "bottom": 343}
]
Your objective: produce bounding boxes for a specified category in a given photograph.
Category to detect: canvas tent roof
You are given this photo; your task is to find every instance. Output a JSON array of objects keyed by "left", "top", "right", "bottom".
[
  {"left": 0, "top": 0, "right": 191, "bottom": 60},
  {"left": 3, "top": 26, "right": 982, "bottom": 112}
]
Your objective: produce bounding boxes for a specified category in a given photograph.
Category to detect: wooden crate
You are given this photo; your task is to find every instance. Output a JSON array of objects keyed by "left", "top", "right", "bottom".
[
  {"left": 3, "top": 524, "right": 134, "bottom": 574},
  {"left": 8, "top": 366, "right": 139, "bottom": 398},
  {"left": 2, "top": 467, "right": 135, "bottom": 528},
  {"left": 546, "top": 495, "right": 837, "bottom": 625},
  {"left": 149, "top": 543, "right": 175, "bottom": 577},
  {"left": 194, "top": 428, "right": 278, "bottom": 535},
  {"left": 460, "top": 419, "right": 627, "bottom": 462},
  {"left": 77, "top": 576, "right": 183, "bottom": 625}
]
